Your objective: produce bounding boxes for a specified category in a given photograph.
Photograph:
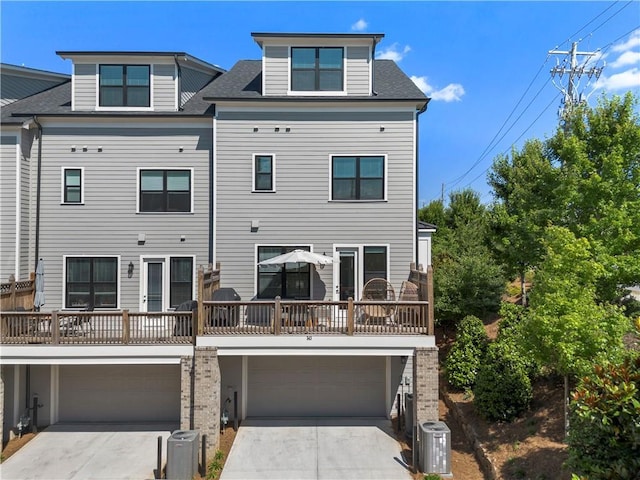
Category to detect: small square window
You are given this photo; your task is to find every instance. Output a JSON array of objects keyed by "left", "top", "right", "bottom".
[
  {"left": 139, "top": 169, "right": 192, "bottom": 213},
  {"left": 99, "top": 64, "right": 150, "bottom": 107},
  {"left": 332, "top": 156, "right": 384, "bottom": 200},
  {"left": 291, "top": 47, "right": 344, "bottom": 92}
]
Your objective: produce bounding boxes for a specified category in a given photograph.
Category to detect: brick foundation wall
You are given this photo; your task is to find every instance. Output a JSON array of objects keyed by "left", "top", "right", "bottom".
[
  {"left": 193, "top": 347, "right": 221, "bottom": 454},
  {"left": 413, "top": 346, "right": 439, "bottom": 424}
]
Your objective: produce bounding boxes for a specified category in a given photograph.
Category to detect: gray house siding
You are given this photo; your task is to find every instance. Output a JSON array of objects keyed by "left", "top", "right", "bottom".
[
  {"left": 0, "top": 74, "right": 64, "bottom": 107},
  {"left": 1, "top": 135, "right": 18, "bottom": 281},
  {"left": 153, "top": 64, "right": 176, "bottom": 111},
  {"left": 73, "top": 64, "right": 96, "bottom": 111},
  {"left": 346, "top": 46, "right": 370, "bottom": 95},
  {"left": 35, "top": 121, "right": 212, "bottom": 310},
  {"left": 214, "top": 109, "right": 416, "bottom": 301},
  {"left": 263, "top": 46, "right": 288, "bottom": 96},
  {"left": 181, "top": 67, "right": 213, "bottom": 106}
]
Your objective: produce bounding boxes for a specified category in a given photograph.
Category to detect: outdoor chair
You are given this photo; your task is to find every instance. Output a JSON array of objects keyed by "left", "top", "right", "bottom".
[{"left": 360, "top": 278, "right": 396, "bottom": 325}]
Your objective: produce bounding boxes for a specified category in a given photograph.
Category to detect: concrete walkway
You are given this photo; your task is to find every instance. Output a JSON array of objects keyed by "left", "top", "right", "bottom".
[
  {"left": 0, "top": 423, "right": 176, "bottom": 480},
  {"left": 220, "top": 418, "right": 412, "bottom": 480}
]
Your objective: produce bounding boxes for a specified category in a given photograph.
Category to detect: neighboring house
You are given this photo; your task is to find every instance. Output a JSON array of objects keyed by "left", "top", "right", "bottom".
[
  {"left": 1, "top": 33, "right": 438, "bottom": 462},
  {"left": 418, "top": 221, "right": 436, "bottom": 269},
  {"left": 0, "top": 64, "right": 69, "bottom": 283},
  {"left": 0, "top": 63, "right": 69, "bottom": 107}
]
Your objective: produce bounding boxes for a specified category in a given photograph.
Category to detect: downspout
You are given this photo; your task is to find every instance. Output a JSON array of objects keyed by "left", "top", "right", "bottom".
[
  {"left": 415, "top": 101, "right": 429, "bottom": 267},
  {"left": 371, "top": 37, "right": 379, "bottom": 96},
  {"left": 209, "top": 106, "right": 216, "bottom": 265},
  {"left": 33, "top": 116, "right": 43, "bottom": 270},
  {"left": 174, "top": 55, "right": 183, "bottom": 111}
]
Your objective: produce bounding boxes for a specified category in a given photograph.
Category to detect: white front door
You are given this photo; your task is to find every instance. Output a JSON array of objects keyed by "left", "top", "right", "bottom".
[
  {"left": 142, "top": 258, "right": 165, "bottom": 312},
  {"left": 334, "top": 247, "right": 358, "bottom": 302}
]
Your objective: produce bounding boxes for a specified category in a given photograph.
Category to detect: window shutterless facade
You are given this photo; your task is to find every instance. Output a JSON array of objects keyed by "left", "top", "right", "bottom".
[
  {"left": 170, "top": 257, "right": 193, "bottom": 308},
  {"left": 99, "top": 65, "right": 150, "bottom": 107},
  {"left": 139, "top": 169, "right": 192, "bottom": 213},
  {"left": 291, "top": 47, "right": 343, "bottom": 91},
  {"left": 253, "top": 154, "right": 274, "bottom": 192},
  {"left": 257, "top": 246, "right": 311, "bottom": 299},
  {"left": 363, "top": 246, "right": 388, "bottom": 283},
  {"left": 62, "top": 168, "right": 82, "bottom": 204},
  {"left": 65, "top": 257, "right": 118, "bottom": 309},
  {"left": 332, "top": 156, "right": 385, "bottom": 200}
]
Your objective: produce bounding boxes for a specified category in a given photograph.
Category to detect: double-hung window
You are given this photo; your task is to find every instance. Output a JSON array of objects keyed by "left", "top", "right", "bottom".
[
  {"left": 170, "top": 257, "right": 193, "bottom": 308},
  {"left": 62, "top": 168, "right": 82, "bottom": 204},
  {"left": 139, "top": 169, "right": 192, "bottom": 213},
  {"left": 257, "top": 246, "right": 311, "bottom": 299},
  {"left": 253, "top": 154, "right": 274, "bottom": 192},
  {"left": 363, "top": 246, "right": 388, "bottom": 283},
  {"left": 65, "top": 257, "right": 118, "bottom": 309},
  {"left": 291, "top": 47, "right": 343, "bottom": 91},
  {"left": 332, "top": 156, "right": 385, "bottom": 200},
  {"left": 99, "top": 65, "right": 150, "bottom": 107}
]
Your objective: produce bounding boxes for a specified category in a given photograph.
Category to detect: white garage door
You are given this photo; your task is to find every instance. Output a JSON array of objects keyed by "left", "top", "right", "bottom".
[
  {"left": 248, "top": 356, "right": 386, "bottom": 417},
  {"left": 58, "top": 365, "right": 180, "bottom": 422}
]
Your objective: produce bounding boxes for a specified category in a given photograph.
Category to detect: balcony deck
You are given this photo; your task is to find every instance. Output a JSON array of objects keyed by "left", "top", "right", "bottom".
[{"left": 1, "top": 298, "right": 432, "bottom": 346}]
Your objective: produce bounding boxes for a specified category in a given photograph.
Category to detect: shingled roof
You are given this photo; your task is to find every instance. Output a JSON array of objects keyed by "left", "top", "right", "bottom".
[
  {"left": 1, "top": 77, "right": 217, "bottom": 124},
  {"left": 201, "top": 59, "right": 428, "bottom": 104}
]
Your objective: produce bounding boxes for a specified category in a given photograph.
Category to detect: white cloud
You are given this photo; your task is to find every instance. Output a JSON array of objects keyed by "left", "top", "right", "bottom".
[
  {"left": 590, "top": 29, "right": 640, "bottom": 93},
  {"left": 351, "top": 19, "right": 367, "bottom": 32},
  {"left": 611, "top": 28, "right": 640, "bottom": 53},
  {"left": 609, "top": 51, "right": 640, "bottom": 68},
  {"left": 594, "top": 68, "right": 640, "bottom": 91},
  {"left": 376, "top": 43, "right": 411, "bottom": 62},
  {"left": 410, "top": 75, "right": 466, "bottom": 102}
]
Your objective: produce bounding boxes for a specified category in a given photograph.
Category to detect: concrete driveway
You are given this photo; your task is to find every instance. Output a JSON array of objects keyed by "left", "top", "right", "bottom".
[
  {"left": 220, "top": 418, "right": 412, "bottom": 480},
  {"left": 0, "top": 423, "right": 176, "bottom": 480}
]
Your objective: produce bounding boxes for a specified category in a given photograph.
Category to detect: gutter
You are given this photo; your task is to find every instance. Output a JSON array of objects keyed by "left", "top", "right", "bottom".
[
  {"left": 33, "top": 116, "right": 43, "bottom": 270},
  {"left": 415, "top": 100, "right": 429, "bottom": 267},
  {"left": 372, "top": 37, "right": 379, "bottom": 96}
]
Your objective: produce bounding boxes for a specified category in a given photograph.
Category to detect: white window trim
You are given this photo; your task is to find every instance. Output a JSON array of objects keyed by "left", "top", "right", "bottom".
[
  {"left": 60, "top": 166, "right": 85, "bottom": 205},
  {"left": 252, "top": 153, "right": 276, "bottom": 193},
  {"left": 254, "top": 244, "right": 314, "bottom": 298},
  {"left": 138, "top": 254, "right": 196, "bottom": 312},
  {"left": 136, "top": 167, "right": 195, "bottom": 214},
  {"left": 287, "top": 46, "right": 348, "bottom": 96},
  {"left": 328, "top": 153, "right": 388, "bottom": 202},
  {"left": 95, "top": 63, "right": 155, "bottom": 111},
  {"left": 62, "top": 254, "right": 121, "bottom": 310}
]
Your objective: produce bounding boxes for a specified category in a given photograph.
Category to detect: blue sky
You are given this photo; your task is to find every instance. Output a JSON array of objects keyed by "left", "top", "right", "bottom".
[{"left": 2, "top": 1, "right": 639, "bottom": 206}]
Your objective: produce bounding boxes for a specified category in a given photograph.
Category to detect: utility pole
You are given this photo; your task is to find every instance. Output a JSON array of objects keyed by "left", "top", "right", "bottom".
[{"left": 549, "top": 41, "right": 603, "bottom": 124}]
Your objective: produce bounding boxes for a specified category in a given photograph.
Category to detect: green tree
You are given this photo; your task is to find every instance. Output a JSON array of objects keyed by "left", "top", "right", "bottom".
[
  {"left": 420, "top": 189, "right": 506, "bottom": 325},
  {"left": 567, "top": 357, "right": 640, "bottom": 480},
  {"left": 523, "top": 226, "right": 629, "bottom": 431},
  {"left": 548, "top": 93, "right": 640, "bottom": 302},
  {"left": 444, "top": 315, "right": 488, "bottom": 390},
  {"left": 488, "top": 139, "right": 558, "bottom": 305}
]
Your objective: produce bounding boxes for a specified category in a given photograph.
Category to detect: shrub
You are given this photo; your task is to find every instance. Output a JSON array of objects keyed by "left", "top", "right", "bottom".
[
  {"left": 566, "top": 356, "right": 640, "bottom": 480},
  {"left": 497, "top": 303, "right": 540, "bottom": 378},
  {"left": 473, "top": 341, "right": 532, "bottom": 421},
  {"left": 445, "top": 315, "right": 488, "bottom": 390}
]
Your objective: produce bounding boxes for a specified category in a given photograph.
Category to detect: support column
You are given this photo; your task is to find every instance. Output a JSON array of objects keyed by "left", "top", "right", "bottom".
[
  {"left": 413, "top": 346, "right": 439, "bottom": 424},
  {"left": 193, "top": 346, "right": 221, "bottom": 455},
  {"left": 180, "top": 355, "right": 194, "bottom": 431}
]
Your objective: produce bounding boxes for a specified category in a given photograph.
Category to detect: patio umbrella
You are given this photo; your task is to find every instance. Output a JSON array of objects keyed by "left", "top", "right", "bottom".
[
  {"left": 34, "top": 258, "right": 45, "bottom": 310},
  {"left": 257, "top": 249, "right": 334, "bottom": 266}
]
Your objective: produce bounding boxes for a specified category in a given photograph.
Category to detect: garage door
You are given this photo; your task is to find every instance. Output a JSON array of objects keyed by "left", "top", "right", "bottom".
[
  {"left": 59, "top": 365, "right": 180, "bottom": 422},
  {"left": 248, "top": 356, "right": 386, "bottom": 417}
]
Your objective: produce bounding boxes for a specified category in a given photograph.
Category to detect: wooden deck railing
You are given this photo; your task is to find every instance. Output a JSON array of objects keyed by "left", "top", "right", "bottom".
[
  {"left": 1, "top": 263, "right": 434, "bottom": 345},
  {"left": 0, "top": 311, "right": 195, "bottom": 345},
  {"left": 201, "top": 297, "right": 431, "bottom": 336},
  {"left": 1, "top": 274, "right": 35, "bottom": 312}
]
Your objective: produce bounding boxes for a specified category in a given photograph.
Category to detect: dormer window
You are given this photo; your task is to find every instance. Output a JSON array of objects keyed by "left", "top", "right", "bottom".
[
  {"left": 99, "top": 65, "right": 150, "bottom": 107},
  {"left": 291, "top": 47, "right": 343, "bottom": 91}
]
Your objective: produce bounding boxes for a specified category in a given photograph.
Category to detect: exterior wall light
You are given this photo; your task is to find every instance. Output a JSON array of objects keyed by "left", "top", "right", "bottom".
[{"left": 128, "top": 261, "right": 134, "bottom": 278}]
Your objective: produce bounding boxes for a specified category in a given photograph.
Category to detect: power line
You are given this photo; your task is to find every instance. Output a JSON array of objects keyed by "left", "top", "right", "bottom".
[{"left": 462, "top": 91, "right": 563, "bottom": 191}]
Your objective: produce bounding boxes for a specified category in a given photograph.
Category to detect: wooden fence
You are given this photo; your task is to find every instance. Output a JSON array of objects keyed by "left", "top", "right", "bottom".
[{"left": 1, "top": 274, "right": 35, "bottom": 312}]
